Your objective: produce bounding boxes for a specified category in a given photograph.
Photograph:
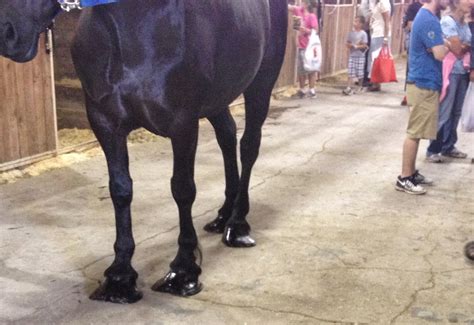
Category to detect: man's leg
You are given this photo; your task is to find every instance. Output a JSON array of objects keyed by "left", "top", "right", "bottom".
[{"left": 401, "top": 137, "right": 420, "bottom": 178}]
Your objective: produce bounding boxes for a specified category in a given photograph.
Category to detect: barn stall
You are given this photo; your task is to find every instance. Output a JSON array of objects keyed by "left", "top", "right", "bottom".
[{"left": 0, "top": 0, "right": 407, "bottom": 171}]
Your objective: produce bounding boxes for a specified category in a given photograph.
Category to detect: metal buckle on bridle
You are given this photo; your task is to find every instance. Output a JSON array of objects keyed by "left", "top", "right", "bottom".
[{"left": 59, "top": 0, "right": 82, "bottom": 12}]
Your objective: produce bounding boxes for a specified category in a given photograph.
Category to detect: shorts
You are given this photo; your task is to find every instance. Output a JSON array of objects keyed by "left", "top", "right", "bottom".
[
  {"left": 348, "top": 56, "right": 365, "bottom": 79},
  {"left": 406, "top": 83, "right": 439, "bottom": 140},
  {"left": 297, "top": 48, "right": 313, "bottom": 76}
]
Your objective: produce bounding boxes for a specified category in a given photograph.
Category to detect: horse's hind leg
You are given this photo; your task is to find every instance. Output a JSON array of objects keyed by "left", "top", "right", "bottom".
[
  {"left": 204, "top": 108, "right": 239, "bottom": 233},
  {"left": 152, "top": 117, "right": 202, "bottom": 296},
  {"left": 86, "top": 99, "right": 142, "bottom": 304}
]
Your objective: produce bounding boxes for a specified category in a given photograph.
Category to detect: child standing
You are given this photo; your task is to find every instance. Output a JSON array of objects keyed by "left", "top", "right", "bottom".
[{"left": 343, "top": 16, "right": 368, "bottom": 95}]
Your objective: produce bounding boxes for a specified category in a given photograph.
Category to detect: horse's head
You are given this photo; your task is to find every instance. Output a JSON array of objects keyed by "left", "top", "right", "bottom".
[{"left": 0, "top": 0, "right": 60, "bottom": 62}]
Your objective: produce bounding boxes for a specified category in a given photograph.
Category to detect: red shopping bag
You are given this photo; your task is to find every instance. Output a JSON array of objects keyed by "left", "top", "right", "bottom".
[{"left": 370, "top": 46, "right": 397, "bottom": 83}]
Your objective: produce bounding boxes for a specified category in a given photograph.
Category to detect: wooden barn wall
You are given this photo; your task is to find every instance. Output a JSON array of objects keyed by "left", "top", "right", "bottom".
[
  {"left": 321, "top": 4, "right": 357, "bottom": 76},
  {"left": 0, "top": 34, "right": 56, "bottom": 165},
  {"left": 275, "top": 13, "right": 298, "bottom": 89},
  {"left": 391, "top": 3, "right": 405, "bottom": 56}
]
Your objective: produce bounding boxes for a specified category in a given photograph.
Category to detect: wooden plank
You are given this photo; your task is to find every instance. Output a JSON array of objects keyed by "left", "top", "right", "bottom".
[
  {"left": 32, "top": 37, "right": 48, "bottom": 154},
  {"left": 23, "top": 55, "right": 41, "bottom": 156},
  {"left": 1, "top": 58, "right": 21, "bottom": 163},
  {"left": 41, "top": 32, "right": 58, "bottom": 152}
]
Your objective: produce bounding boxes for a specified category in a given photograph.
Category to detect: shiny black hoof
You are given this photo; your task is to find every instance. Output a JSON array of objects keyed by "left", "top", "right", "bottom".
[
  {"left": 203, "top": 213, "right": 228, "bottom": 234},
  {"left": 89, "top": 277, "right": 143, "bottom": 304},
  {"left": 151, "top": 270, "right": 202, "bottom": 296},
  {"left": 465, "top": 241, "right": 474, "bottom": 261},
  {"left": 222, "top": 223, "right": 256, "bottom": 247}
]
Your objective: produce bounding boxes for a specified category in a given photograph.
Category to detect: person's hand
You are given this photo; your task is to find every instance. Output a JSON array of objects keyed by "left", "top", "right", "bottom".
[
  {"left": 383, "top": 37, "right": 389, "bottom": 45},
  {"left": 470, "top": 70, "right": 474, "bottom": 82},
  {"left": 443, "top": 39, "right": 451, "bottom": 49}
]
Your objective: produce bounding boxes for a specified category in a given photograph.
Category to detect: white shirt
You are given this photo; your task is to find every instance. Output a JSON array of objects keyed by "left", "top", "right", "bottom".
[{"left": 370, "top": 0, "right": 391, "bottom": 38}]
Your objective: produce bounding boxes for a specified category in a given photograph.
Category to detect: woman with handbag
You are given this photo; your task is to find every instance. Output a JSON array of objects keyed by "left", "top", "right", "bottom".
[
  {"left": 367, "top": 0, "right": 392, "bottom": 92},
  {"left": 289, "top": 0, "right": 319, "bottom": 98}
]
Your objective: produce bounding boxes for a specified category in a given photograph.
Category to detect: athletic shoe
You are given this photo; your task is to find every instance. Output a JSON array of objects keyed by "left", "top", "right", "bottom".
[
  {"left": 395, "top": 175, "right": 427, "bottom": 195},
  {"left": 342, "top": 87, "right": 354, "bottom": 95},
  {"left": 426, "top": 153, "right": 444, "bottom": 163},
  {"left": 442, "top": 148, "right": 467, "bottom": 159},
  {"left": 308, "top": 88, "right": 317, "bottom": 98},
  {"left": 412, "top": 170, "right": 433, "bottom": 186},
  {"left": 292, "top": 89, "right": 306, "bottom": 99}
]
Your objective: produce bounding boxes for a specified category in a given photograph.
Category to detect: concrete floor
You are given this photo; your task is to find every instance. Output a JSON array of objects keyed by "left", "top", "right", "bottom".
[{"left": 1, "top": 62, "right": 473, "bottom": 324}]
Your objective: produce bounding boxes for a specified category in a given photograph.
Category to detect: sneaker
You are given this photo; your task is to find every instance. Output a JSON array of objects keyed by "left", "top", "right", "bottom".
[
  {"left": 412, "top": 170, "right": 433, "bottom": 186},
  {"left": 426, "top": 153, "right": 444, "bottom": 163},
  {"left": 395, "top": 176, "right": 427, "bottom": 195},
  {"left": 442, "top": 148, "right": 467, "bottom": 159},
  {"left": 368, "top": 85, "right": 381, "bottom": 92},
  {"left": 308, "top": 88, "right": 317, "bottom": 98},
  {"left": 292, "top": 89, "right": 306, "bottom": 99},
  {"left": 342, "top": 87, "right": 354, "bottom": 96}
]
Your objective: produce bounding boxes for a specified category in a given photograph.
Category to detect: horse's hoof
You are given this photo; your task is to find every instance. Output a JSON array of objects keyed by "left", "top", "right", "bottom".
[
  {"left": 89, "top": 277, "right": 143, "bottom": 304},
  {"left": 465, "top": 241, "right": 474, "bottom": 261},
  {"left": 203, "top": 213, "right": 227, "bottom": 234},
  {"left": 151, "top": 270, "right": 202, "bottom": 296},
  {"left": 222, "top": 224, "right": 256, "bottom": 247}
]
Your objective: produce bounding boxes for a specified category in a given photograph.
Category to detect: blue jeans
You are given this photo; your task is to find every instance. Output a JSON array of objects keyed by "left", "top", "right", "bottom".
[{"left": 427, "top": 73, "right": 469, "bottom": 155}]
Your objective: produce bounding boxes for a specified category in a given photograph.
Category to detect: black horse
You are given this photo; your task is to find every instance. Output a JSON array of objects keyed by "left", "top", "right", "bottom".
[{"left": 0, "top": 0, "right": 287, "bottom": 303}]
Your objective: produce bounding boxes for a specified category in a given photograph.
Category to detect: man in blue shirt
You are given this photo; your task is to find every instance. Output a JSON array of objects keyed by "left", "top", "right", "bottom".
[{"left": 395, "top": 0, "right": 449, "bottom": 195}]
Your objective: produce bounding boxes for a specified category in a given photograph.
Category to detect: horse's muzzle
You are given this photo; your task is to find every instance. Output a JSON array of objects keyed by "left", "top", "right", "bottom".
[{"left": 0, "top": 22, "right": 39, "bottom": 63}]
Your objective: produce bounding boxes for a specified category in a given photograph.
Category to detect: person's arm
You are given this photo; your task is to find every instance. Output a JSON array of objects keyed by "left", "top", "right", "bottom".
[
  {"left": 381, "top": 0, "right": 391, "bottom": 44},
  {"left": 445, "top": 36, "right": 468, "bottom": 58},
  {"left": 432, "top": 44, "right": 449, "bottom": 61},
  {"left": 288, "top": 5, "right": 297, "bottom": 14},
  {"left": 382, "top": 11, "right": 391, "bottom": 44},
  {"left": 441, "top": 17, "right": 467, "bottom": 59},
  {"left": 424, "top": 19, "right": 448, "bottom": 61}
]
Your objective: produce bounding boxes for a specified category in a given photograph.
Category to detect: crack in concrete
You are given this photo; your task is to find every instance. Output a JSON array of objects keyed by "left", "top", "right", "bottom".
[
  {"left": 250, "top": 170, "right": 283, "bottom": 190},
  {"left": 192, "top": 297, "right": 357, "bottom": 324},
  {"left": 250, "top": 135, "right": 334, "bottom": 190},
  {"left": 312, "top": 266, "right": 431, "bottom": 274},
  {"left": 304, "top": 135, "right": 335, "bottom": 165},
  {"left": 389, "top": 230, "right": 438, "bottom": 324}
]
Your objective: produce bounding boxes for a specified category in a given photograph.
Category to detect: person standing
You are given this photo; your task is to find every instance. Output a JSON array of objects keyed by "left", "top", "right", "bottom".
[
  {"left": 367, "top": 0, "right": 392, "bottom": 92},
  {"left": 401, "top": 0, "right": 423, "bottom": 105},
  {"left": 463, "top": 5, "right": 474, "bottom": 262},
  {"left": 289, "top": 0, "right": 319, "bottom": 98},
  {"left": 343, "top": 16, "right": 369, "bottom": 95},
  {"left": 395, "top": 0, "right": 449, "bottom": 195},
  {"left": 426, "top": 0, "right": 472, "bottom": 162}
]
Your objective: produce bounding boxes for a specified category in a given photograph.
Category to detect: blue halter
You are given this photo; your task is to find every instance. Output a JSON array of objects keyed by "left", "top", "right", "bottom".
[
  {"left": 81, "top": 0, "right": 119, "bottom": 7},
  {"left": 59, "top": 0, "right": 118, "bottom": 11}
]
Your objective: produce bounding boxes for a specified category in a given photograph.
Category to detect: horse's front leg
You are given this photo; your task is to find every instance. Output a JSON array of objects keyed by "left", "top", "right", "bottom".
[
  {"left": 223, "top": 71, "right": 276, "bottom": 248},
  {"left": 152, "top": 117, "right": 202, "bottom": 296},
  {"left": 204, "top": 108, "right": 239, "bottom": 233},
  {"left": 86, "top": 104, "right": 143, "bottom": 304}
]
